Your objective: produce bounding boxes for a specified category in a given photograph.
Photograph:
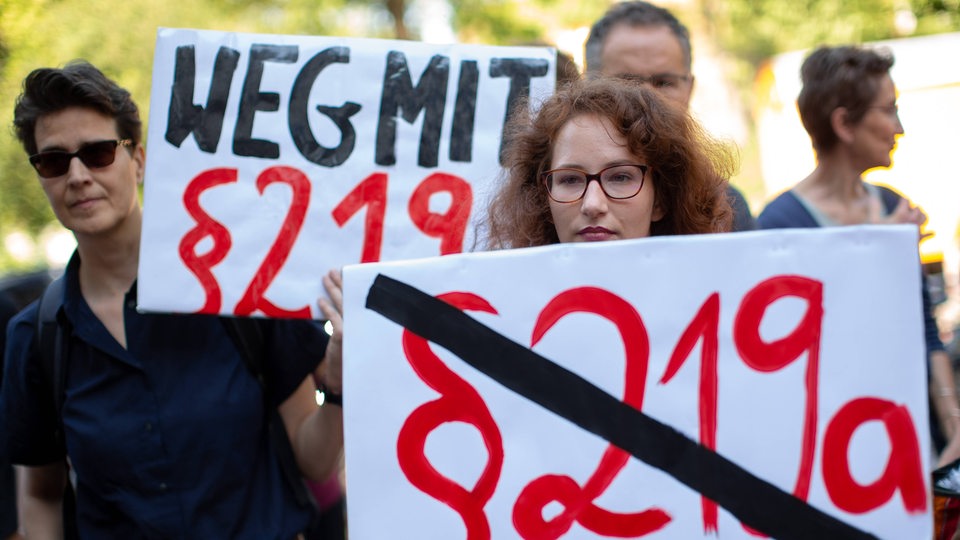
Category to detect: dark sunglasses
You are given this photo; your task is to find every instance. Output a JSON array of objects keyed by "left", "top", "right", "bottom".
[{"left": 29, "top": 139, "right": 132, "bottom": 178}]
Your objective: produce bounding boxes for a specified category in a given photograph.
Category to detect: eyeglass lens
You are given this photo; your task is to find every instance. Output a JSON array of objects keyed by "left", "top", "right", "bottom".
[
  {"left": 29, "top": 140, "right": 125, "bottom": 178},
  {"left": 545, "top": 164, "right": 646, "bottom": 202},
  {"left": 618, "top": 73, "right": 688, "bottom": 90}
]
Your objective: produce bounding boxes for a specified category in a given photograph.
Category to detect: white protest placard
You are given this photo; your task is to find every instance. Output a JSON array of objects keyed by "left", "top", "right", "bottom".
[
  {"left": 138, "top": 28, "right": 555, "bottom": 317},
  {"left": 342, "top": 226, "right": 931, "bottom": 539}
]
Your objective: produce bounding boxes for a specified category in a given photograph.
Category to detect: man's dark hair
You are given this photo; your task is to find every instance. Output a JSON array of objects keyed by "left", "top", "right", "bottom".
[
  {"left": 585, "top": 1, "right": 692, "bottom": 75},
  {"left": 13, "top": 60, "right": 142, "bottom": 156}
]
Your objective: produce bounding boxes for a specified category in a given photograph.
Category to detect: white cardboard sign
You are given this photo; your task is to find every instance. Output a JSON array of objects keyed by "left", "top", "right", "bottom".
[
  {"left": 139, "top": 28, "right": 555, "bottom": 317},
  {"left": 342, "top": 226, "right": 931, "bottom": 539}
]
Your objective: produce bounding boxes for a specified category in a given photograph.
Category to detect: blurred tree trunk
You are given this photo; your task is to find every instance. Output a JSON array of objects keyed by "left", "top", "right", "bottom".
[{"left": 386, "top": 0, "right": 410, "bottom": 39}]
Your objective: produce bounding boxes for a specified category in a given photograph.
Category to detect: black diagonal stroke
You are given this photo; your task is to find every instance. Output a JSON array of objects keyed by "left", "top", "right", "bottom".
[{"left": 365, "top": 274, "right": 879, "bottom": 540}]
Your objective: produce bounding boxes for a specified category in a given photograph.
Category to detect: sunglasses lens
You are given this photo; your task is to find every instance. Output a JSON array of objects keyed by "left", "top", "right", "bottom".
[
  {"left": 29, "top": 140, "right": 120, "bottom": 178},
  {"left": 79, "top": 141, "right": 120, "bottom": 168},
  {"left": 31, "top": 153, "right": 71, "bottom": 178}
]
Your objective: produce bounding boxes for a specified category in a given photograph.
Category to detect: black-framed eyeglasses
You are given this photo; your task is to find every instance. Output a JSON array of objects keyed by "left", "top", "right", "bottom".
[
  {"left": 616, "top": 72, "right": 691, "bottom": 90},
  {"left": 29, "top": 139, "right": 132, "bottom": 179},
  {"left": 543, "top": 164, "right": 648, "bottom": 203}
]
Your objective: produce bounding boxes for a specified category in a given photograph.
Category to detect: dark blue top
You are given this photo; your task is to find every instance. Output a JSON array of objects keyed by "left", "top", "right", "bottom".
[
  {"left": 0, "top": 292, "right": 19, "bottom": 537},
  {"left": 757, "top": 187, "right": 945, "bottom": 356},
  {"left": 726, "top": 184, "right": 757, "bottom": 232},
  {"left": 1, "top": 253, "right": 327, "bottom": 538}
]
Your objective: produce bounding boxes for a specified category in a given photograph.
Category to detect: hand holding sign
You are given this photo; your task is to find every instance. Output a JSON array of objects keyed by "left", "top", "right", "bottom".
[{"left": 317, "top": 269, "right": 344, "bottom": 395}]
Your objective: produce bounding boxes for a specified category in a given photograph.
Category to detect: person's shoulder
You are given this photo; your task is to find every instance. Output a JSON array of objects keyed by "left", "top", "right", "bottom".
[
  {"left": 725, "top": 184, "right": 757, "bottom": 231},
  {"left": 4, "top": 299, "right": 40, "bottom": 346},
  {"left": 870, "top": 183, "right": 902, "bottom": 198},
  {"left": 3, "top": 300, "right": 41, "bottom": 388},
  {"left": 261, "top": 316, "right": 324, "bottom": 332},
  {"left": 756, "top": 189, "right": 807, "bottom": 229},
  {"left": 869, "top": 183, "right": 906, "bottom": 212},
  {"left": 6, "top": 298, "right": 39, "bottom": 330},
  {"left": 257, "top": 316, "right": 328, "bottom": 360},
  {"left": 258, "top": 317, "right": 328, "bottom": 404},
  {"left": 0, "top": 293, "right": 18, "bottom": 347},
  {"left": 0, "top": 293, "right": 16, "bottom": 321},
  {"left": 272, "top": 317, "right": 328, "bottom": 344}
]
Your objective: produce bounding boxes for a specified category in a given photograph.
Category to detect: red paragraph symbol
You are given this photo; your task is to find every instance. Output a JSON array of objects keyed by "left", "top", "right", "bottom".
[
  {"left": 396, "top": 292, "right": 504, "bottom": 540},
  {"left": 512, "top": 287, "right": 671, "bottom": 539}
]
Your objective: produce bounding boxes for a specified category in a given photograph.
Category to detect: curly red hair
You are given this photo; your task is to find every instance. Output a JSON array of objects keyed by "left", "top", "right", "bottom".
[{"left": 482, "top": 77, "right": 735, "bottom": 249}]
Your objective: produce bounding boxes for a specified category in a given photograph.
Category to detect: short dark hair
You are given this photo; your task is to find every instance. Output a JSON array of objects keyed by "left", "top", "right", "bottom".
[
  {"left": 13, "top": 60, "right": 142, "bottom": 156},
  {"left": 585, "top": 1, "right": 692, "bottom": 75},
  {"left": 797, "top": 45, "right": 894, "bottom": 154}
]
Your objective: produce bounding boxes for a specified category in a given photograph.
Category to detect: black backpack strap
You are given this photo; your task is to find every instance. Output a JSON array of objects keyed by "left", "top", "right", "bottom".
[
  {"left": 35, "top": 275, "right": 69, "bottom": 446},
  {"left": 34, "top": 276, "right": 79, "bottom": 540},
  {"left": 219, "top": 317, "right": 318, "bottom": 516}
]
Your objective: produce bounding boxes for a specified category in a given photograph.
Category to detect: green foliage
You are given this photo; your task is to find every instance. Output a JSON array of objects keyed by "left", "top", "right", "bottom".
[
  {"left": 703, "top": 0, "right": 903, "bottom": 66},
  {"left": 705, "top": 0, "right": 960, "bottom": 67},
  {"left": 0, "top": 0, "right": 380, "bottom": 271},
  {"left": 449, "top": 0, "right": 550, "bottom": 44},
  {"left": 448, "top": 0, "right": 609, "bottom": 45},
  {"left": 911, "top": 0, "right": 960, "bottom": 33}
]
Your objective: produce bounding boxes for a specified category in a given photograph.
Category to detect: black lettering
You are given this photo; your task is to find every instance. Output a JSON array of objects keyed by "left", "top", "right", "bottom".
[
  {"left": 375, "top": 52, "right": 450, "bottom": 168},
  {"left": 449, "top": 60, "right": 478, "bottom": 163},
  {"left": 233, "top": 44, "right": 298, "bottom": 159},
  {"left": 490, "top": 58, "right": 549, "bottom": 164},
  {"left": 164, "top": 46, "right": 240, "bottom": 153},
  {"left": 288, "top": 47, "right": 360, "bottom": 167}
]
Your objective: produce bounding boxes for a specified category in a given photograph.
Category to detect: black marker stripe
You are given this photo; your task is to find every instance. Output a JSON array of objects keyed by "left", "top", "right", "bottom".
[{"left": 365, "top": 274, "right": 878, "bottom": 540}]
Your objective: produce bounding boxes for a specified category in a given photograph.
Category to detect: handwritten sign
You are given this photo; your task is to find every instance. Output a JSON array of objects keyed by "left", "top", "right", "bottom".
[
  {"left": 341, "top": 226, "right": 931, "bottom": 539},
  {"left": 138, "top": 28, "right": 555, "bottom": 317}
]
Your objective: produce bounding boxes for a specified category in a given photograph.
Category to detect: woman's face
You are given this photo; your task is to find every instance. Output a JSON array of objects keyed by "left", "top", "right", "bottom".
[
  {"left": 547, "top": 113, "right": 663, "bottom": 243},
  {"left": 850, "top": 74, "right": 904, "bottom": 169}
]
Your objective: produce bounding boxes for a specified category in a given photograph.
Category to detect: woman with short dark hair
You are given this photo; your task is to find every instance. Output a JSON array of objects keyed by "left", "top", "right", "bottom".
[{"left": 757, "top": 45, "right": 960, "bottom": 469}]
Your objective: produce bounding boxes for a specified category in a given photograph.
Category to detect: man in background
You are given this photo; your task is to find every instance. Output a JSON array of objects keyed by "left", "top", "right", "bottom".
[{"left": 585, "top": 1, "right": 757, "bottom": 231}]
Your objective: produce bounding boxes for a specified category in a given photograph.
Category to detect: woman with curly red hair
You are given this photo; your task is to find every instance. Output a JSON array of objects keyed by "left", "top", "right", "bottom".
[{"left": 482, "top": 76, "right": 734, "bottom": 249}]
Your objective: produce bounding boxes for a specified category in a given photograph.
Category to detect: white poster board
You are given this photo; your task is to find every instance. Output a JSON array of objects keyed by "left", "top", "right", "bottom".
[
  {"left": 138, "top": 28, "right": 555, "bottom": 317},
  {"left": 342, "top": 226, "right": 931, "bottom": 539}
]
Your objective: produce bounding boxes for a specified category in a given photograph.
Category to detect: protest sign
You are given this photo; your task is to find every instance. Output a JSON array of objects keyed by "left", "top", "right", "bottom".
[
  {"left": 342, "top": 226, "right": 931, "bottom": 539},
  {"left": 138, "top": 28, "right": 555, "bottom": 317}
]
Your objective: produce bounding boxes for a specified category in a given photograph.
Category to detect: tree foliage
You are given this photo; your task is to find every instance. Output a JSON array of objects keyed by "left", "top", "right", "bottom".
[
  {"left": 447, "top": 0, "right": 606, "bottom": 45},
  {"left": 704, "top": 0, "right": 960, "bottom": 68}
]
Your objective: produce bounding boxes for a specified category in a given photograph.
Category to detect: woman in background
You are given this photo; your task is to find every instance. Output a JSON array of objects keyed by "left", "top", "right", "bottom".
[{"left": 757, "top": 45, "right": 960, "bottom": 467}]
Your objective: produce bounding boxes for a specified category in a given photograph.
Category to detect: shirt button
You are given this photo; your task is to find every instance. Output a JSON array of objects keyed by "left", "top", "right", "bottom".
[
  {"left": 159, "top": 482, "right": 167, "bottom": 491},
  {"left": 144, "top": 422, "right": 152, "bottom": 432},
  {"left": 126, "top": 299, "right": 136, "bottom": 309}
]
